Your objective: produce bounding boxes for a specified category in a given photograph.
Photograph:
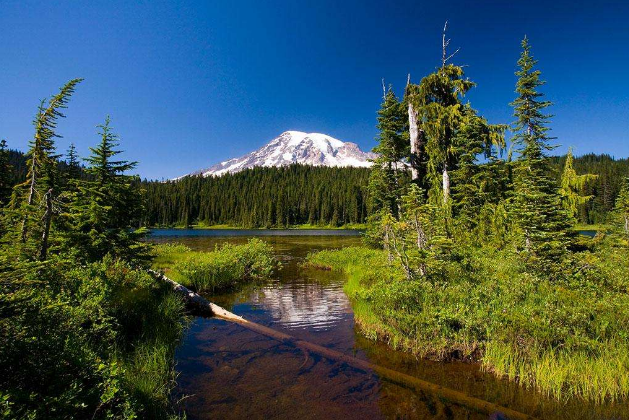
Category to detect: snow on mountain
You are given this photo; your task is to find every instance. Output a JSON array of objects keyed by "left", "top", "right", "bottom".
[{"left": 181, "top": 131, "right": 375, "bottom": 178}]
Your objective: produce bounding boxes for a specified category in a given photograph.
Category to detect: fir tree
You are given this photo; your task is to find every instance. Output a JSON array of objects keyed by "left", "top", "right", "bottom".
[
  {"left": 368, "top": 83, "right": 409, "bottom": 218},
  {"left": 559, "top": 147, "right": 597, "bottom": 220},
  {"left": 615, "top": 177, "right": 629, "bottom": 236},
  {"left": 405, "top": 25, "right": 503, "bottom": 209},
  {"left": 14, "top": 79, "right": 82, "bottom": 258},
  {"left": 509, "top": 37, "right": 571, "bottom": 264},
  {"left": 66, "top": 117, "right": 146, "bottom": 262},
  {"left": 65, "top": 142, "right": 81, "bottom": 180}
]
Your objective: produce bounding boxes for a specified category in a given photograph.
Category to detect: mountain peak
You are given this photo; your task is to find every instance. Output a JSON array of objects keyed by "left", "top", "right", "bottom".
[{"left": 182, "top": 131, "right": 374, "bottom": 178}]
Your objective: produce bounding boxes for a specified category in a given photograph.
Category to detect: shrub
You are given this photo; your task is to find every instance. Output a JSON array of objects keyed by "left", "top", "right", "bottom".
[
  {"left": 154, "top": 238, "right": 277, "bottom": 293},
  {"left": 0, "top": 256, "right": 187, "bottom": 419}
]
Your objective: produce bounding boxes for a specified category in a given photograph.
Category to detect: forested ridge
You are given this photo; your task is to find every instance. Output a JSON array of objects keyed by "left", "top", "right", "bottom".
[
  {"left": 142, "top": 164, "right": 370, "bottom": 227},
  {"left": 4, "top": 145, "right": 628, "bottom": 228}
]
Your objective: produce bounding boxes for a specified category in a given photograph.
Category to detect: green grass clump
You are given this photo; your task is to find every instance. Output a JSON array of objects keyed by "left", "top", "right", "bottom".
[
  {"left": 152, "top": 238, "right": 277, "bottom": 293},
  {"left": 306, "top": 238, "right": 629, "bottom": 403}
]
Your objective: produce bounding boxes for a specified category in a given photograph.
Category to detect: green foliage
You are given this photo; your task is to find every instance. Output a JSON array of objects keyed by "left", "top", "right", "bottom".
[
  {"left": 0, "top": 140, "right": 11, "bottom": 205},
  {"left": 560, "top": 148, "right": 598, "bottom": 219},
  {"left": 614, "top": 177, "right": 629, "bottom": 236},
  {"left": 143, "top": 164, "right": 370, "bottom": 228},
  {"left": 509, "top": 38, "right": 572, "bottom": 266},
  {"left": 10, "top": 79, "right": 82, "bottom": 258},
  {"left": 0, "top": 81, "right": 186, "bottom": 419},
  {"left": 0, "top": 256, "right": 187, "bottom": 419},
  {"left": 307, "top": 235, "right": 629, "bottom": 403},
  {"left": 406, "top": 64, "right": 505, "bottom": 207},
  {"left": 554, "top": 153, "right": 629, "bottom": 224},
  {"left": 353, "top": 34, "right": 629, "bottom": 405},
  {"left": 368, "top": 85, "right": 409, "bottom": 217},
  {"left": 65, "top": 142, "right": 81, "bottom": 181},
  {"left": 62, "top": 117, "right": 148, "bottom": 263},
  {"left": 152, "top": 238, "right": 277, "bottom": 292}
]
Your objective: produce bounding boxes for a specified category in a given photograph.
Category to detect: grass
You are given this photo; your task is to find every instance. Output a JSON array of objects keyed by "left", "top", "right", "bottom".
[
  {"left": 152, "top": 238, "right": 277, "bottom": 293},
  {"left": 306, "top": 238, "right": 629, "bottom": 403}
]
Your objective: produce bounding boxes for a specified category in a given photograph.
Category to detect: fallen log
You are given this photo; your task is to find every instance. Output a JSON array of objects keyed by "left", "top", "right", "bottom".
[{"left": 151, "top": 270, "right": 536, "bottom": 420}]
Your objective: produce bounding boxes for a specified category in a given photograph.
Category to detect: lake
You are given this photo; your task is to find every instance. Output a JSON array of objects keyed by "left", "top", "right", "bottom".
[{"left": 150, "top": 229, "right": 626, "bottom": 420}]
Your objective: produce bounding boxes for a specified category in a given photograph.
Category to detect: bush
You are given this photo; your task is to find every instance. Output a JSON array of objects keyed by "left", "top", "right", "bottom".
[
  {"left": 0, "top": 256, "right": 187, "bottom": 419},
  {"left": 154, "top": 238, "right": 277, "bottom": 293}
]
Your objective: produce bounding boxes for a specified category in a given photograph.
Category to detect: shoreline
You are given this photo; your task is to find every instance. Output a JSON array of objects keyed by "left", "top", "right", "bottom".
[{"left": 147, "top": 223, "right": 367, "bottom": 231}]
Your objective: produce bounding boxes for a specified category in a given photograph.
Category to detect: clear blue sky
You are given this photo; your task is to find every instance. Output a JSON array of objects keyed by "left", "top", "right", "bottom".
[{"left": 1, "top": 0, "right": 628, "bottom": 179}]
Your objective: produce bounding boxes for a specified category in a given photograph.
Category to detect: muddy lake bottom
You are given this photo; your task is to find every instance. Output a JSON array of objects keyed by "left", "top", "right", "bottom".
[{"left": 149, "top": 231, "right": 628, "bottom": 420}]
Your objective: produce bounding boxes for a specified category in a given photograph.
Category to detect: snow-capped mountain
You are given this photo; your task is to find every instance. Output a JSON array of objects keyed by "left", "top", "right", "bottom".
[{"left": 183, "top": 131, "right": 375, "bottom": 178}]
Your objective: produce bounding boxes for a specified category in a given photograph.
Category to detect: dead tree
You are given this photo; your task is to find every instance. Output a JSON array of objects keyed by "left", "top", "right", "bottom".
[{"left": 406, "top": 75, "right": 425, "bottom": 184}]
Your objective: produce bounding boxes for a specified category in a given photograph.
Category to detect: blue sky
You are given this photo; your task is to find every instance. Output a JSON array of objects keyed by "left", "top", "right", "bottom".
[{"left": 1, "top": 0, "right": 628, "bottom": 179}]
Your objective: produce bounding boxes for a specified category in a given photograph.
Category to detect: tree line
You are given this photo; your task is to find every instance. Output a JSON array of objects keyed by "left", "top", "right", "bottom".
[
  {"left": 141, "top": 164, "right": 370, "bottom": 227},
  {"left": 3, "top": 141, "right": 627, "bottom": 229}
]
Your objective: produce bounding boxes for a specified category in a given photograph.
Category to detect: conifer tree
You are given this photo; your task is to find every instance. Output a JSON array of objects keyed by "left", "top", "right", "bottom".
[
  {"left": 509, "top": 37, "right": 571, "bottom": 263},
  {"left": 368, "top": 83, "right": 409, "bottom": 218},
  {"left": 65, "top": 142, "right": 81, "bottom": 180},
  {"left": 67, "top": 117, "right": 145, "bottom": 262},
  {"left": 14, "top": 79, "right": 82, "bottom": 258},
  {"left": 450, "top": 114, "right": 506, "bottom": 228},
  {"left": 405, "top": 25, "right": 505, "bottom": 209},
  {"left": 615, "top": 177, "right": 629, "bottom": 236},
  {"left": 559, "top": 147, "right": 597, "bottom": 220}
]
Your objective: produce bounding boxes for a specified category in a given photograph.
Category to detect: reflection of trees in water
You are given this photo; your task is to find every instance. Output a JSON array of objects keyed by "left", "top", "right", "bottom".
[{"left": 250, "top": 280, "right": 352, "bottom": 330}]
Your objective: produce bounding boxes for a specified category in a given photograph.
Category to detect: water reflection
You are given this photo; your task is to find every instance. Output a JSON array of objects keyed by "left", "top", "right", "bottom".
[
  {"left": 250, "top": 281, "right": 351, "bottom": 331},
  {"left": 150, "top": 231, "right": 628, "bottom": 420}
]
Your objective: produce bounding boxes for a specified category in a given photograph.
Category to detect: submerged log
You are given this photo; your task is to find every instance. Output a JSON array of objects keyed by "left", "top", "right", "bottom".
[{"left": 151, "top": 270, "right": 535, "bottom": 420}]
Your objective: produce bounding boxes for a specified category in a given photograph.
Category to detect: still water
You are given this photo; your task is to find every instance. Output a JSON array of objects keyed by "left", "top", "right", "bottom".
[{"left": 150, "top": 230, "right": 626, "bottom": 420}]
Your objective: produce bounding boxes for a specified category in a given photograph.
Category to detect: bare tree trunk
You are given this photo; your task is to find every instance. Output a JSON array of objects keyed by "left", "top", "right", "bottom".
[
  {"left": 389, "top": 228, "right": 412, "bottom": 279},
  {"left": 408, "top": 102, "right": 423, "bottom": 182},
  {"left": 624, "top": 215, "right": 628, "bottom": 235},
  {"left": 383, "top": 223, "right": 393, "bottom": 262},
  {"left": 442, "top": 164, "right": 450, "bottom": 204},
  {"left": 39, "top": 188, "right": 52, "bottom": 261}
]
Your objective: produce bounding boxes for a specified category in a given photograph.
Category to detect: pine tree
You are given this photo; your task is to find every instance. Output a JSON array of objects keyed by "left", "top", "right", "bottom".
[
  {"left": 615, "top": 177, "right": 629, "bottom": 236},
  {"left": 14, "top": 79, "right": 82, "bottom": 259},
  {"left": 559, "top": 148, "right": 597, "bottom": 220},
  {"left": 450, "top": 114, "right": 507, "bottom": 229},
  {"left": 368, "top": 83, "right": 409, "bottom": 218},
  {"left": 509, "top": 37, "right": 571, "bottom": 264},
  {"left": 65, "top": 142, "right": 81, "bottom": 180},
  {"left": 66, "top": 117, "right": 146, "bottom": 262},
  {"left": 405, "top": 24, "right": 505, "bottom": 225}
]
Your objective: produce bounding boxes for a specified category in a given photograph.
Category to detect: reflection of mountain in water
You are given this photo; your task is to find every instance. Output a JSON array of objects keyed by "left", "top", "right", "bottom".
[{"left": 250, "top": 281, "right": 352, "bottom": 331}]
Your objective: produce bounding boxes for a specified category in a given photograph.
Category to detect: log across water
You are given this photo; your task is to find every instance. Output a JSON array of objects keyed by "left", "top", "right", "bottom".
[{"left": 150, "top": 270, "right": 535, "bottom": 420}]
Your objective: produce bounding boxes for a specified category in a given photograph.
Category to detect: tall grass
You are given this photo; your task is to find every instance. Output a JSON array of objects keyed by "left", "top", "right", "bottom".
[
  {"left": 152, "top": 238, "right": 277, "bottom": 293},
  {"left": 306, "top": 240, "right": 629, "bottom": 403}
]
